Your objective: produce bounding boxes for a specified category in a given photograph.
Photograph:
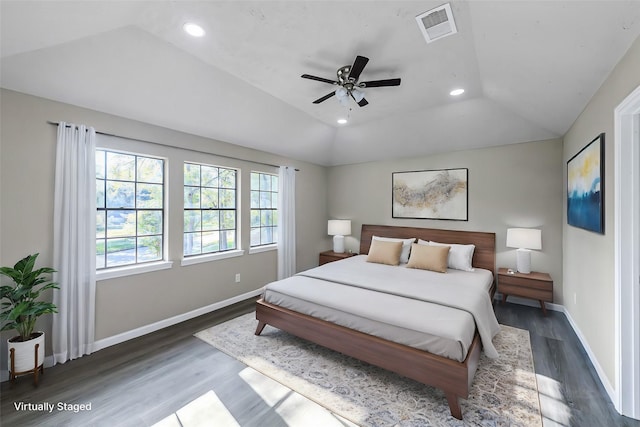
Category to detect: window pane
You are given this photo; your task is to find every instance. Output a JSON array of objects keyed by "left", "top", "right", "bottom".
[
  {"left": 250, "top": 210, "right": 260, "bottom": 227},
  {"left": 96, "top": 151, "right": 106, "bottom": 179},
  {"left": 261, "top": 210, "right": 272, "bottom": 227},
  {"left": 201, "top": 166, "right": 218, "bottom": 187},
  {"left": 184, "top": 163, "right": 200, "bottom": 186},
  {"left": 251, "top": 172, "right": 259, "bottom": 190},
  {"left": 106, "top": 210, "right": 136, "bottom": 238},
  {"left": 183, "top": 232, "right": 201, "bottom": 256},
  {"left": 260, "top": 191, "right": 271, "bottom": 209},
  {"left": 137, "top": 157, "right": 163, "bottom": 183},
  {"left": 271, "top": 175, "right": 278, "bottom": 191},
  {"left": 96, "top": 239, "right": 105, "bottom": 269},
  {"left": 261, "top": 227, "right": 274, "bottom": 245},
  {"left": 272, "top": 226, "right": 278, "bottom": 243},
  {"left": 219, "top": 189, "right": 235, "bottom": 209},
  {"left": 250, "top": 228, "right": 261, "bottom": 246},
  {"left": 201, "top": 188, "right": 218, "bottom": 208},
  {"left": 260, "top": 173, "right": 271, "bottom": 191},
  {"left": 106, "top": 238, "right": 136, "bottom": 267},
  {"left": 96, "top": 179, "right": 105, "bottom": 208},
  {"left": 138, "top": 210, "right": 162, "bottom": 236},
  {"left": 271, "top": 192, "right": 278, "bottom": 209},
  {"left": 184, "top": 211, "right": 201, "bottom": 233},
  {"left": 251, "top": 190, "right": 260, "bottom": 209},
  {"left": 222, "top": 229, "right": 236, "bottom": 250},
  {"left": 137, "top": 183, "right": 163, "bottom": 208},
  {"left": 106, "top": 181, "right": 135, "bottom": 208},
  {"left": 138, "top": 236, "right": 162, "bottom": 262},
  {"left": 219, "top": 168, "right": 235, "bottom": 188},
  {"left": 221, "top": 210, "right": 235, "bottom": 229},
  {"left": 202, "top": 231, "right": 219, "bottom": 253},
  {"left": 106, "top": 152, "right": 135, "bottom": 181},
  {"left": 97, "top": 211, "right": 106, "bottom": 238},
  {"left": 202, "top": 211, "right": 219, "bottom": 231},
  {"left": 184, "top": 187, "right": 200, "bottom": 208}
]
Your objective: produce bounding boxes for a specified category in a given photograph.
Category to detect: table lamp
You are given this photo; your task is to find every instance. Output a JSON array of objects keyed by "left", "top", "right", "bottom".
[
  {"left": 328, "top": 220, "right": 351, "bottom": 253},
  {"left": 506, "top": 228, "right": 542, "bottom": 274}
]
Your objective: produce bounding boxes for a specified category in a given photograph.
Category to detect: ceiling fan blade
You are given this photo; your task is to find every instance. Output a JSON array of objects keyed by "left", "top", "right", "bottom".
[
  {"left": 313, "top": 91, "right": 336, "bottom": 104},
  {"left": 360, "top": 78, "right": 401, "bottom": 88},
  {"left": 348, "top": 55, "right": 369, "bottom": 81},
  {"left": 301, "top": 74, "right": 337, "bottom": 85}
]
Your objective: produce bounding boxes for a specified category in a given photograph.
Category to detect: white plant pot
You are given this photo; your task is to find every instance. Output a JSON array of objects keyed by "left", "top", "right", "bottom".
[{"left": 8, "top": 331, "right": 45, "bottom": 374}]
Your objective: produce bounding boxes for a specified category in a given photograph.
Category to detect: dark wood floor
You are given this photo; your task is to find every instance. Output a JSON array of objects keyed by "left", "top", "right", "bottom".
[{"left": 1, "top": 299, "right": 637, "bottom": 427}]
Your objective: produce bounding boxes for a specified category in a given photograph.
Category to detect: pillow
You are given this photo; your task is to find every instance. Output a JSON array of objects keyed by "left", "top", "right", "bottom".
[
  {"left": 367, "top": 239, "right": 403, "bottom": 266},
  {"left": 406, "top": 243, "right": 450, "bottom": 273},
  {"left": 372, "top": 236, "right": 416, "bottom": 263},
  {"left": 418, "top": 239, "right": 476, "bottom": 271}
]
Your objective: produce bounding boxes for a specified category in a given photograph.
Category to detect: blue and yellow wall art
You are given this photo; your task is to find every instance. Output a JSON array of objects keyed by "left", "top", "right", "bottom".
[{"left": 567, "top": 133, "right": 604, "bottom": 234}]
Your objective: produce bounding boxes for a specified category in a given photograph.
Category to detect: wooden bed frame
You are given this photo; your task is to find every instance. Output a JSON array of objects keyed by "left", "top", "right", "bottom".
[{"left": 255, "top": 224, "right": 496, "bottom": 420}]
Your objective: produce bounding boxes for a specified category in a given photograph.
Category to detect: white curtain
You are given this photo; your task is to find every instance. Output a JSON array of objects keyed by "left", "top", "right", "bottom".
[
  {"left": 52, "top": 122, "right": 97, "bottom": 364},
  {"left": 277, "top": 166, "right": 296, "bottom": 279}
]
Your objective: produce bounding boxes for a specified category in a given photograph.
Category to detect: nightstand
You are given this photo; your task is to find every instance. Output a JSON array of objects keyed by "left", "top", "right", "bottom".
[
  {"left": 497, "top": 268, "right": 553, "bottom": 315},
  {"left": 319, "top": 250, "right": 356, "bottom": 265}
]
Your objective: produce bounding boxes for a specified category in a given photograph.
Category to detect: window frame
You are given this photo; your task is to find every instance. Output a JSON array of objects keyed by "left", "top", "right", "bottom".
[
  {"left": 183, "top": 162, "right": 239, "bottom": 258},
  {"left": 250, "top": 171, "right": 279, "bottom": 248},
  {"left": 96, "top": 149, "right": 167, "bottom": 271}
]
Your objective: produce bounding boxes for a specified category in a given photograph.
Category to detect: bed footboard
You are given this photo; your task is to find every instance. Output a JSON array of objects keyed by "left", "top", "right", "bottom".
[{"left": 255, "top": 298, "right": 481, "bottom": 420}]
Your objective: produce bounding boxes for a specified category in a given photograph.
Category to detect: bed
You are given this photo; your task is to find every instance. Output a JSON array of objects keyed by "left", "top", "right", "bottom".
[{"left": 255, "top": 224, "right": 498, "bottom": 419}]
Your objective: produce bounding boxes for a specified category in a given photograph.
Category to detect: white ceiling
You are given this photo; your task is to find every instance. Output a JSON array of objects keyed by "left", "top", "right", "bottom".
[{"left": 2, "top": 1, "right": 639, "bottom": 166}]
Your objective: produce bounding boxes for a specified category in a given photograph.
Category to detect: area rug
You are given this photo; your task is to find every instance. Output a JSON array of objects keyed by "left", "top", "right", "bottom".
[{"left": 195, "top": 313, "right": 541, "bottom": 427}]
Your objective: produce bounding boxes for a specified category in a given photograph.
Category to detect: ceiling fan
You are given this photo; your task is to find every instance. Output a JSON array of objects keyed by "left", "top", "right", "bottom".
[{"left": 301, "top": 55, "right": 401, "bottom": 107}]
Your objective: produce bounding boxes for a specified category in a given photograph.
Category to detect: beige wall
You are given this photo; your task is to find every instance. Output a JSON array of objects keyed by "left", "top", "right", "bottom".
[
  {"left": 0, "top": 89, "right": 328, "bottom": 354},
  {"left": 327, "top": 138, "right": 564, "bottom": 300},
  {"left": 562, "top": 36, "right": 640, "bottom": 387}
]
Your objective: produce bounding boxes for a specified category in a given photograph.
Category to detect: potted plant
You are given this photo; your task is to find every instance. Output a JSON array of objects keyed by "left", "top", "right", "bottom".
[{"left": 0, "top": 253, "right": 58, "bottom": 383}]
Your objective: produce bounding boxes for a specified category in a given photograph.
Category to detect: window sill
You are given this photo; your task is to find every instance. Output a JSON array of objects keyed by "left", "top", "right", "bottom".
[
  {"left": 249, "top": 244, "right": 278, "bottom": 254},
  {"left": 181, "top": 249, "right": 245, "bottom": 266},
  {"left": 97, "top": 261, "right": 173, "bottom": 281}
]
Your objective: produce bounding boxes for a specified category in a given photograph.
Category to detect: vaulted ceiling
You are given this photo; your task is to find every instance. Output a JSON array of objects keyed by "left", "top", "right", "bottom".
[{"left": 2, "top": 1, "right": 639, "bottom": 166}]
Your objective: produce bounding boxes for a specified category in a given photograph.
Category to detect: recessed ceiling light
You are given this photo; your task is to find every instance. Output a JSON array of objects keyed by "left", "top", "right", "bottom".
[
  {"left": 337, "top": 118, "right": 348, "bottom": 124},
  {"left": 450, "top": 88, "right": 465, "bottom": 96},
  {"left": 183, "top": 23, "right": 205, "bottom": 37}
]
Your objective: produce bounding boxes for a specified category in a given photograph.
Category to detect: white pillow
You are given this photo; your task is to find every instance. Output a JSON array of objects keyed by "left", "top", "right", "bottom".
[
  {"left": 417, "top": 239, "right": 476, "bottom": 271},
  {"left": 372, "top": 236, "right": 416, "bottom": 263}
]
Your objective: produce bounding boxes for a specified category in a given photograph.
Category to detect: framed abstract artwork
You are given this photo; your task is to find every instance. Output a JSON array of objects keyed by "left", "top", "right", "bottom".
[
  {"left": 392, "top": 168, "right": 468, "bottom": 220},
  {"left": 567, "top": 133, "right": 605, "bottom": 234}
]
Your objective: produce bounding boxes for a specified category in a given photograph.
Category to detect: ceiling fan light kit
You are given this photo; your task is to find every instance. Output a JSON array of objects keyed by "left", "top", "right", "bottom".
[{"left": 302, "top": 55, "right": 401, "bottom": 108}]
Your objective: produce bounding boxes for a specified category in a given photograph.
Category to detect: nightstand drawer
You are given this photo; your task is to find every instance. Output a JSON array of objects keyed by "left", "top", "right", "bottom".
[
  {"left": 498, "top": 283, "right": 553, "bottom": 302},
  {"left": 499, "top": 275, "right": 552, "bottom": 292}
]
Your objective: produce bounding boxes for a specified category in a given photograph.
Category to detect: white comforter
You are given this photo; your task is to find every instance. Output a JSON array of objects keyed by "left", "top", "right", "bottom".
[{"left": 266, "top": 255, "right": 501, "bottom": 358}]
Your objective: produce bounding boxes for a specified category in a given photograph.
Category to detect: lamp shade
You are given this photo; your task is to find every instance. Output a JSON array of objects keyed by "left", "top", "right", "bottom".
[
  {"left": 328, "top": 220, "right": 351, "bottom": 236},
  {"left": 506, "top": 228, "right": 541, "bottom": 250}
]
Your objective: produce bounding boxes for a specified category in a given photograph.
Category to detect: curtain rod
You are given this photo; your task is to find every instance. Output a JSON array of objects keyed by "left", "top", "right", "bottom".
[{"left": 47, "top": 121, "right": 299, "bottom": 171}]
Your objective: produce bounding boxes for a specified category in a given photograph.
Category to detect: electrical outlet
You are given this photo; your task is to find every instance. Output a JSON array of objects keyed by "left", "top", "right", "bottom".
[{"left": 235, "top": 273, "right": 241, "bottom": 283}]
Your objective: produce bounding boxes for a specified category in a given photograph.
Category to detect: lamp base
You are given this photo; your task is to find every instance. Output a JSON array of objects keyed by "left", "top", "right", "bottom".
[
  {"left": 516, "top": 248, "right": 532, "bottom": 274},
  {"left": 333, "top": 235, "right": 345, "bottom": 253}
]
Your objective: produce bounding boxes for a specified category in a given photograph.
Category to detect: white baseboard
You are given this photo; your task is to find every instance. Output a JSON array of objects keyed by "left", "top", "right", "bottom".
[
  {"left": 1, "top": 288, "right": 263, "bottom": 382},
  {"left": 559, "top": 305, "right": 616, "bottom": 403},
  {"left": 497, "top": 295, "right": 616, "bottom": 407},
  {"left": 93, "top": 288, "right": 263, "bottom": 352}
]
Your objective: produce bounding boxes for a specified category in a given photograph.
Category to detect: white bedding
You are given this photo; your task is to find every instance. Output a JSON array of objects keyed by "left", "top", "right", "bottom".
[{"left": 263, "top": 255, "right": 500, "bottom": 361}]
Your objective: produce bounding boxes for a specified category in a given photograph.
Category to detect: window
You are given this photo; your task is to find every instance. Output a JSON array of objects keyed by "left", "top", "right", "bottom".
[
  {"left": 184, "top": 163, "right": 237, "bottom": 256},
  {"left": 96, "top": 150, "right": 165, "bottom": 269},
  {"left": 250, "top": 172, "right": 278, "bottom": 247}
]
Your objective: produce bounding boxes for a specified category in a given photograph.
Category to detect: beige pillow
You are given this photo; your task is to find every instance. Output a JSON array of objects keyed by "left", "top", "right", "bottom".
[
  {"left": 366, "top": 239, "right": 403, "bottom": 266},
  {"left": 407, "top": 243, "right": 450, "bottom": 273}
]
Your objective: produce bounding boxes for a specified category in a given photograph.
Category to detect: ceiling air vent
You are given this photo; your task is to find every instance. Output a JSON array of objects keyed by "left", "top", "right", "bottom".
[{"left": 416, "top": 3, "right": 457, "bottom": 44}]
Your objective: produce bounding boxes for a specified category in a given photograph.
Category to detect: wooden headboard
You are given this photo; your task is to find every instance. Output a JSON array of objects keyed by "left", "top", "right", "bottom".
[{"left": 359, "top": 224, "right": 496, "bottom": 275}]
